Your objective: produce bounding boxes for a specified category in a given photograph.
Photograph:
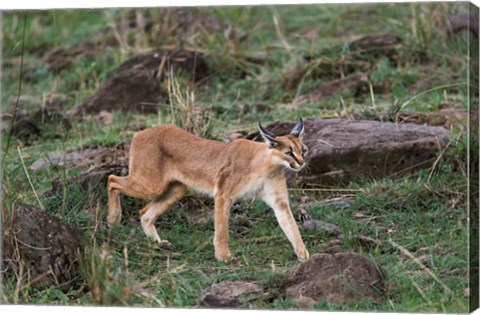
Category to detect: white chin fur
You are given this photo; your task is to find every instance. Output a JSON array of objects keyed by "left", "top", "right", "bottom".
[
  {"left": 291, "top": 166, "right": 304, "bottom": 172},
  {"left": 284, "top": 161, "right": 303, "bottom": 172}
]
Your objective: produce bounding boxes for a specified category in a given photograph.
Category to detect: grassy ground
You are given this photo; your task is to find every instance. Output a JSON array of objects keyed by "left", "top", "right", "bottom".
[{"left": 1, "top": 3, "right": 474, "bottom": 312}]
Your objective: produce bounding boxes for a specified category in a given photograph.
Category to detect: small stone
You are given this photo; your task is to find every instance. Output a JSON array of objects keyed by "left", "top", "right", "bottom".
[
  {"left": 95, "top": 110, "right": 113, "bottom": 125},
  {"left": 285, "top": 252, "right": 385, "bottom": 305},
  {"left": 198, "top": 280, "right": 266, "bottom": 308}
]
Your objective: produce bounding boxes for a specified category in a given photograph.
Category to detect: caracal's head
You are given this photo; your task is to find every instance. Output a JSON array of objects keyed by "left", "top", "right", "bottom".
[{"left": 259, "top": 118, "right": 308, "bottom": 172}]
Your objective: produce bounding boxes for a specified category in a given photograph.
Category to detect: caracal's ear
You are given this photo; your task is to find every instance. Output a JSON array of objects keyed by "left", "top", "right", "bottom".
[
  {"left": 259, "top": 122, "right": 280, "bottom": 148},
  {"left": 290, "top": 118, "right": 305, "bottom": 139}
]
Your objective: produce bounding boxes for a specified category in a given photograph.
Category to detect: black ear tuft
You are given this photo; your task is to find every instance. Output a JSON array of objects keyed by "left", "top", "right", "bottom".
[
  {"left": 290, "top": 118, "right": 304, "bottom": 138},
  {"left": 258, "top": 122, "right": 279, "bottom": 148},
  {"left": 259, "top": 122, "right": 277, "bottom": 139}
]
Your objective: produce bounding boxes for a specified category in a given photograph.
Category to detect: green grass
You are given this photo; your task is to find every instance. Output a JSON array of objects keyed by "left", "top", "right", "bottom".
[{"left": 1, "top": 2, "right": 473, "bottom": 312}]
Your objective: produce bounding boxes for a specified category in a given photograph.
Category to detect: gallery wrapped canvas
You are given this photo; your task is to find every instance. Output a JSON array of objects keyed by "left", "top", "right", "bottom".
[{"left": 1, "top": 1, "right": 478, "bottom": 313}]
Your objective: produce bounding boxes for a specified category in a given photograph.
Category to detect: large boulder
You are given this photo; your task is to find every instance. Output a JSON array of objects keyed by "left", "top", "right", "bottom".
[
  {"left": 2, "top": 203, "right": 85, "bottom": 292},
  {"left": 285, "top": 252, "right": 385, "bottom": 306},
  {"left": 247, "top": 118, "right": 449, "bottom": 185}
]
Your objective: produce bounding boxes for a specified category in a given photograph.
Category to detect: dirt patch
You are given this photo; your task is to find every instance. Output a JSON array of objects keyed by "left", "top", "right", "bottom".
[
  {"left": 69, "top": 67, "right": 163, "bottom": 115},
  {"left": 285, "top": 252, "right": 385, "bottom": 306},
  {"left": 67, "top": 49, "right": 209, "bottom": 115},
  {"left": 198, "top": 280, "right": 267, "bottom": 308},
  {"left": 44, "top": 42, "right": 98, "bottom": 73},
  {"left": 3, "top": 105, "right": 71, "bottom": 144}
]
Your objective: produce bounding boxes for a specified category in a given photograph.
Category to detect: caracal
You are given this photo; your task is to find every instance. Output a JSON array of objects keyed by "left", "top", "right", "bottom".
[{"left": 107, "top": 119, "right": 310, "bottom": 262}]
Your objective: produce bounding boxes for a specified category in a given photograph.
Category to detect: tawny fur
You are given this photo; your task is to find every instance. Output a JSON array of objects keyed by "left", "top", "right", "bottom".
[{"left": 107, "top": 122, "right": 309, "bottom": 262}]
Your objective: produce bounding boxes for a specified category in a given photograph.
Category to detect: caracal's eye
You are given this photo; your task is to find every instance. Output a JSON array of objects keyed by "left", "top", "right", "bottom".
[
  {"left": 302, "top": 147, "right": 308, "bottom": 155},
  {"left": 285, "top": 151, "right": 294, "bottom": 157}
]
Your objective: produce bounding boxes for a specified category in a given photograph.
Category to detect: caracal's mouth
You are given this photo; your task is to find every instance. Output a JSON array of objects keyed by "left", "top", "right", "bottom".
[{"left": 288, "top": 163, "right": 305, "bottom": 172}]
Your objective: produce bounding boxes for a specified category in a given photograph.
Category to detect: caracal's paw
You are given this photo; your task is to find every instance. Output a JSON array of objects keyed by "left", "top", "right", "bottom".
[
  {"left": 156, "top": 239, "right": 172, "bottom": 247},
  {"left": 106, "top": 213, "right": 121, "bottom": 227},
  {"left": 215, "top": 249, "right": 233, "bottom": 262},
  {"left": 297, "top": 249, "right": 310, "bottom": 262}
]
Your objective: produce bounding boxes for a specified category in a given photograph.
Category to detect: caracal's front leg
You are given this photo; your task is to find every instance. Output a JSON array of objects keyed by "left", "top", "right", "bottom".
[
  {"left": 262, "top": 176, "right": 309, "bottom": 261},
  {"left": 213, "top": 194, "right": 233, "bottom": 262}
]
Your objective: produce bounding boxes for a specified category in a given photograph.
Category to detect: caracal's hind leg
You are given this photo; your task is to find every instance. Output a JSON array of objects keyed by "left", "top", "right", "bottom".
[
  {"left": 107, "top": 175, "right": 127, "bottom": 226},
  {"left": 139, "top": 182, "right": 186, "bottom": 245},
  {"left": 107, "top": 174, "right": 169, "bottom": 226}
]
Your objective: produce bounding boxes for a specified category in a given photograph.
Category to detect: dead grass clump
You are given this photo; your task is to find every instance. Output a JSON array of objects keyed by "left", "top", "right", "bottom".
[{"left": 167, "top": 73, "right": 213, "bottom": 138}]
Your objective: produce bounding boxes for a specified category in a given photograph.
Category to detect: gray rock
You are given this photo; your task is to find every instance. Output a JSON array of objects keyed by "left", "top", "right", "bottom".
[
  {"left": 30, "top": 142, "right": 129, "bottom": 171},
  {"left": 298, "top": 208, "right": 342, "bottom": 237},
  {"left": 198, "top": 280, "right": 266, "bottom": 308},
  {"left": 285, "top": 252, "right": 385, "bottom": 306},
  {"left": 248, "top": 118, "right": 449, "bottom": 185},
  {"left": 2, "top": 203, "right": 85, "bottom": 292}
]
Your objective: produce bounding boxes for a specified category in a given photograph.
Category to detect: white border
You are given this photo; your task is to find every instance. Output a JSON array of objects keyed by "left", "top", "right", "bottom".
[
  {"left": 0, "top": 1, "right": 478, "bottom": 315},
  {"left": 0, "top": 0, "right": 473, "bottom": 10},
  {"left": 0, "top": 305, "right": 453, "bottom": 315}
]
